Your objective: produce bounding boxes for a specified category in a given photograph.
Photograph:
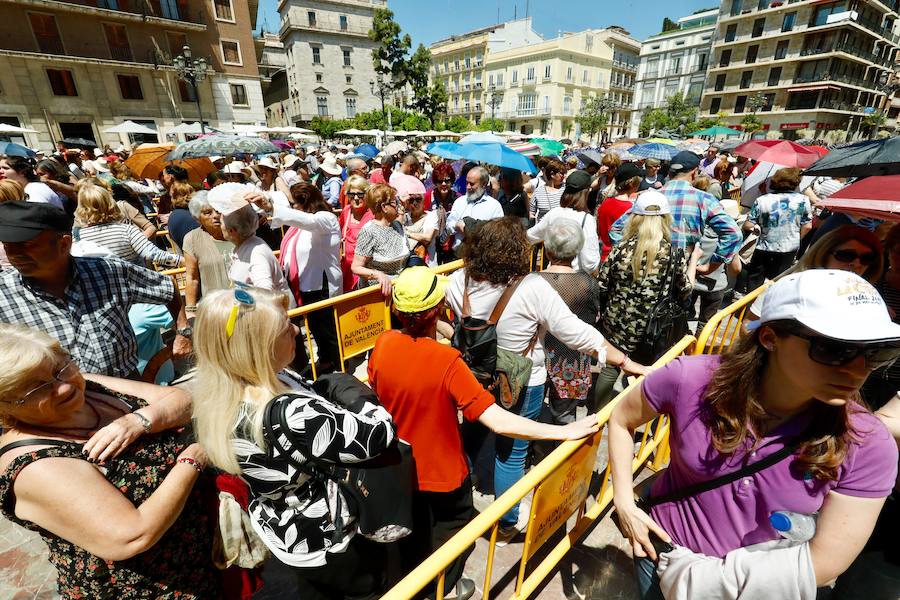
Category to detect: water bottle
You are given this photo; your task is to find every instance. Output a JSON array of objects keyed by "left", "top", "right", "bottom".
[{"left": 769, "top": 511, "right": 817, "bottom": 543}]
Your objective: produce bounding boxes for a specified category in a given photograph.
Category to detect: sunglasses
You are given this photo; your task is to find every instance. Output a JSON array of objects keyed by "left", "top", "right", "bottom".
[
  {"left": 435, "top": 178, "right": 453, "bottom": 184},
  {"left": 831, "top": 249, "right": 876, "bottom": 266},
  {"left": 788, "top": 329, "right": 900, "bottom": 370},
  {"left": 17, "top": 359, "right": 79, "bottom": 405},
  {"left": 225, "top": 287, "right": 256, "bottom": 338},
  {"left": 347, "top": 191, "right": 366, "bottom": 198}
]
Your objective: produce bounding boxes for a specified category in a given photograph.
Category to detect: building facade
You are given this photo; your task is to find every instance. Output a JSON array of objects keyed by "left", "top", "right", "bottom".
[
  {"left": 699, "top": 0, "right": 900, "bottom": 139},
  {"left": 594, "top": 27, "right": 641, "bottom": 139},
  {"left": 0, "top": 0, "right": 265, "bottom": 150},
  {"left": 629, "top": 10, "right": 718, "bottom": 137},
  {"left": 255, "top": 31, "right": 290, "bottom": 126},
  {"left": 278, "top": 0, "right": 384, "bottom": 125}
]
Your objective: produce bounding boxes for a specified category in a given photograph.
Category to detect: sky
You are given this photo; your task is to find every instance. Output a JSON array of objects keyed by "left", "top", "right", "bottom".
[{"left": 256, "top": 0, "right": 719, "bottom": 46}]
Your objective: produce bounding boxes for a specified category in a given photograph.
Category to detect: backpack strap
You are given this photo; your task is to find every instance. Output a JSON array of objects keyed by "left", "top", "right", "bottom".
[
  {"left": 488, "top": 276, "right": 527, "bottom": 325},
  {"left": 0, "top": 438, "right": 78, "bottom": 457}
]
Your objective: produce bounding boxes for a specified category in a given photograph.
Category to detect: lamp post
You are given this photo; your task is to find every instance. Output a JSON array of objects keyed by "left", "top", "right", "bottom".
[
  {"left": 487, "top": 85, "right": 503, "bottom": 131},
  {"left": 173, "top": 45, "right": 210, "bottom": 134},
  {"left": 369, "top": 74, "right": 392, "bottom": 133}
]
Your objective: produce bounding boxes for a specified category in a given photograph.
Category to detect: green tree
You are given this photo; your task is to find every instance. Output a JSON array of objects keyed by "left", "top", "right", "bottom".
[
  {"left": 862, "top": 111, "right": 888, "bottom": 139},
  {"left": 576, "top": 95, "right": 615, "bottom": 143},
  {"left": 369, "top": 8, "right": 411, "bottom": 90},
  {"left": 445, "top": 116, "right": 474, "bottom": 133},
  {"left": 662, "top": 17, "right": 678, "bottom": 32},
  {"left": 639, "top": 108, "right": 673, "bottom": 137},
  {"left": 639, "top": 91, "right": 700, "bottom": 136},
  {"left": 309, "top": 117, "right": 353, "bottom": 140},
  {"left": 741, "top": 114, "right": 764, "bottom": 137},
  {"left": 477, "top": 118, "right": 506, "bottom": 132},
  {"left": 746, "top": 93, "right": 770, "bottom": 115}
]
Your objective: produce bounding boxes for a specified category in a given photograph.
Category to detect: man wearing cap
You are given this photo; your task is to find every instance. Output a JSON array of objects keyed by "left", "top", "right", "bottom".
[
  {"left": 445, "top": 166, "right": 503, "bottom": 251},
  {"left": 610, "top": 150, "right": 741, "bottom": 270},
  {"left": 0, "top": 202, "right": 192, "bottom": 377}
]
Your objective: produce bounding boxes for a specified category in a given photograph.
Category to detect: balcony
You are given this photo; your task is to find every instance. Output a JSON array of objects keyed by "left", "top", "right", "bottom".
[
  {"left": 108, "top": 45, "right": 133, "bottom": 62},
  {"left": 283, "top": 17, "right": 371, "bottom": 38},
  {"left": 474, "top": 82, "right": 483, "bottom": 89},
  {"left": 800, "top": 42, "right": 895, "bottom": 67},
  {"left": 664, "top": 67, "right": 681, "bottom": 76},
  {"left": 523, "top": 77, "right": 537, "bottom": 86},
  {"left": 613, "top": 60, "right": 638, "bottom": 72},
  {"left": 793, "top": 71, "right": 882, "bottom": 91},
  {"left": 4, "top": 0, "right": 206, "bottom": 30}
]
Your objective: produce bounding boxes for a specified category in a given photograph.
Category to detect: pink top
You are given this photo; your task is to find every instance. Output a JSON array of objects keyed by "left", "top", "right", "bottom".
[
  {"left": 643, "top": 354, "right": 897, "bottom": 558},
  {"left": 339, "top": 205, "right": 374, "bottom": 291}
]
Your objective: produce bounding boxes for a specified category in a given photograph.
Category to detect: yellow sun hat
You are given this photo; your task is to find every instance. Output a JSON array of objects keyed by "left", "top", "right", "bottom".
[{"left": 392, "top": 266, "right": 448, "bottom": 313}]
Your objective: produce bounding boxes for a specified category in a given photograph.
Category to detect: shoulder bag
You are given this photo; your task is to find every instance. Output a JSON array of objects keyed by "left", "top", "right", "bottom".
[{"left": 637, "top": 246, "right": 690, "bottom": 362}]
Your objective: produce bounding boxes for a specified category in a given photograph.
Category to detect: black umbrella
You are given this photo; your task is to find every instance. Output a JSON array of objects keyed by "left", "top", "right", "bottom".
[
  {"left": 60, "top": 137, "right": 97, "bottom": 149},
  {"left": 803, "top": 137, "right": 900, "bottom": 178}
]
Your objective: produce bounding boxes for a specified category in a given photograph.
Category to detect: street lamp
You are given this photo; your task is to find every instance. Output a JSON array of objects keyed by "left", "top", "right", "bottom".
[
  {"left": 173, "top": 45, "right": 210, "bottom": 134},
  {"left": 487, "top": 85, "right": 502, "bottom": 131},
  {"left": 369, "top": 74, "right": 392, "bottom": 132}
]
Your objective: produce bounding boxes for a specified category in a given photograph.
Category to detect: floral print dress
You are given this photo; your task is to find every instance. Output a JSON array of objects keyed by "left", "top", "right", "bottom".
[{"left": 0, "top": 382, "right": 220, "bottom": 599}]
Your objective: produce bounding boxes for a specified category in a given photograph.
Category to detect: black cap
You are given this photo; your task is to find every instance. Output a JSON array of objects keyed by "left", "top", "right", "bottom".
[
  {"left": 615, "top": 162, "right": 646, "bottom": 185},
  {"left": 564, "top": 170, "right": 592, "bottom": 193},
  {"left": 669, "top": 151, "right": 701, "bottom": 174},
  {"left": 0, "top": 201, "right": 74, "bottom": 242}
]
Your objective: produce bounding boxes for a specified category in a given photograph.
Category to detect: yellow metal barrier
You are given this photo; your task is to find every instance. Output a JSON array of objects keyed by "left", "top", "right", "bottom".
[
  {"left": 382, "top": 335, "right": 696, "bottom": 600},
  {"left": 693, "top": 282, "right": 771, "bottom": 356}
]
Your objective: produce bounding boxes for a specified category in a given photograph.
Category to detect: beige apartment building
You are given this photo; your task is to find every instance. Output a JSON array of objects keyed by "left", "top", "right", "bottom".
[
  {"left": 0, "top": 0, "right": 266, "bottom": 150},
  {"left": 700, "top": 0, "right": 900, "bottom": 139}
]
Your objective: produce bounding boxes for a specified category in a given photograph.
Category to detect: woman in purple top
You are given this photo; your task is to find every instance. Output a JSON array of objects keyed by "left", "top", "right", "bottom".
[{"left": 610, "top": 269, "right": 900, "bottom": 599}]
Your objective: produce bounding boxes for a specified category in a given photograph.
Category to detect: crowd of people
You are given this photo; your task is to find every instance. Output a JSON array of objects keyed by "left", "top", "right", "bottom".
[{"left": 0, "top": 133, "right": 897, "bottom": 600}]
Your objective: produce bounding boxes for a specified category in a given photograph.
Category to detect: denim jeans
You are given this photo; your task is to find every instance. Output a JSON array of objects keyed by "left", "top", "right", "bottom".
[
  {"left": 495, "top": 383, "right": 544, "bottom": 527},
  {"left": 634, "top": 556, "right": 665, "bottom": 600}
]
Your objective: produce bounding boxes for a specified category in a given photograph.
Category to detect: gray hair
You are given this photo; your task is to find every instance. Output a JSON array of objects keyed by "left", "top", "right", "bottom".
[
  {"left": 221, "top": 203, "right": 259, "bottom": 239},
  {"left": 187, "top": 190, "right": 211, "bottom": 219},
  {"left": 544, "top": 219, "right": 584, "bottom": 262},
  {"left": 469, "top": 165, "right": 490, "bottom": 188},
  {"left": 346, "top": 158, "right": 367, "bottom": 174}
]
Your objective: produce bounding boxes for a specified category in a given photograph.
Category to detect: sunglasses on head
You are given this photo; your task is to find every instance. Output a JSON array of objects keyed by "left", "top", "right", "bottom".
[
  {"left": 225, "top": 287, "right": 256, "bottom": 338},
  {"left": 831, "top": 248, "right": 876, "bottom": 266},
  {"left": 785, "top": 328, "right": 900, "bottom": 370}
]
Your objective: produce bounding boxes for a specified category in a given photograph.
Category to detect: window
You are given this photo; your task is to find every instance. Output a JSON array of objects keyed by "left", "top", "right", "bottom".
[
  {"left": 343, "top": 48, "right": 351, "bottom": 67},
  {"left": 715, "top": 73, "right": 726, "bottom": 91},
  {"left": 735, "top": 95, "right": 747, "bottom": 113},
  {"left": 563, "top": 95, "right": 572, "bottom": 114},
  {"left": 497, "top": 72, "right": 504, "bottom": 86},
  {"left": 526, "top": 66, "right": 535, "bottom": 81},
  {"left": 812, "top": 4, "right": 847, "bottom": 27},
  {"left": 346, "top": 97, "right": 357, "bottom": 117},
  {"left": 719, "top": 49, "right": 732, "bottom": 67},
  {"left": 117, "top": 74, "right": 142, "bottom": 99},
  {"left": 465, "top": 56, "right": 471, "bottom": 69},
  {"left": 697, "top": 53, "right": 708, "bottom": 71},
  {"left": 544, "top": 64, "right": 551, "bottom": 79},
  {"left": 543, "top": 95, "right": 550, "bottom": 111},
  {"left": 312, "top": 46, "right": 321, "bottom": 64},
  {"left": 725, "top": 24, "right": 737, "bottom": 42},
  {"left": 454, "top": 59, "right": 460, "bottom": 70},
  {"left": 730, "top": 0, "right": 742, "bottom": 16},
  {"left": 157, "top": 0, "right": 180, "bottom": 20},
  {"left": 315, "top": 72, "right": 323, "bottom": 82},
  {"left": 646, "top": 59, "right": 659, "bottom": 77},
  {"left": 230, "top": 83, "right": 247, "bottom": 106},
  {"left": 103, "top": 23, "right": 132, "bottom": 61},
  {"left": 740, "top": 71, "right": 753, "bottom": 88},
  {"left": 166, "top": 32, "right": 187, "bottom": 58},
  {"left": 752, "top": 18, "right": 766, "bottom": 38},
  {"left": 221, "top": 40, "right": 241, "bottom": 65},
  {"left": 687, "top": 82, "right": 703, "bottom": 102},
  {"left": 518, "top": 93, "right": 536, "bottom": 115},
  {"left": 29, "top": 13, "right": 64, "bottom": 55},
  {"left": 768, "top": 66, "right": 782, "bottom": 86},
  {"left": 746, "top": 44, "right": 759, "bottom": 64},
  {"left": 670, "top": 55, "right": 682, "bottom": 74},
  {"left": 316, "top": 96, "right": 328, "bottom": 116},
  {"left": 46, "top": 69, "right": 77, "bottom": 96},
  {"left": 512, "top": 69, "right": 518, "bottom": 83},
  {"left": 710, "top": 97, "right": 722, "bottom": 113},
  {"left": 583, "top": 69, "right": 589, "bottom": 84},
  {"left": 213, "top": 0, "right": 234, "bottom": 21},
  {"left": 488, "top": 74, "right": 494, "bottom": 86},
  {"left": 307, "top": 11, "right": 316, "bottom": 26},
  {"left": 346, "top": 75, "right": 352, "bottom": 84},
  {"left": 775, "top": 40, "right": 789, "bottom": 60},
  {"left": 758, "top": 0, "right": 770, "bottom": 9},
  {"left": 782, "top": 11, "right": 796, "bottom": 32},
  {"left": 762, "top": 93, "right": 775, "bottom": 111},
  {"left": 339, "top": 15, "right": 348, "bottom": 31},
  {"left": 177, "top": 79, "right": 196, "bottom": 102},
  {"left": 98, "top": 0, "right": 118, "bottom": 7}
]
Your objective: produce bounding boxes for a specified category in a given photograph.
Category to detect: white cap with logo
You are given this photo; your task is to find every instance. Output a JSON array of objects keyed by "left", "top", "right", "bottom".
[
  {"left": 746, "top": 269, "right": 900, "bottom": 343},
  {"left": 632, "top": 190, "right": 671, "bottom": 216}
]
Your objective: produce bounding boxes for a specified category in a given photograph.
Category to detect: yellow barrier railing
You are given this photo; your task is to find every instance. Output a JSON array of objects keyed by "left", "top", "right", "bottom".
[
  {"left": 382, "top": 334, "right": 696, "bottom": 600},
  {"left": 693, "top": 282, "right": 770, "bottom": 356}
]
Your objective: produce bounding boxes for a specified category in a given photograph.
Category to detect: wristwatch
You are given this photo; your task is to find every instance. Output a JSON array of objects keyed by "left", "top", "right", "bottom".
[
  {"left": 132, "top": 411, "right": 152, "bottom": 433},
  {"left": 176, "top": 326, "right": 193, "bottom": 338}
]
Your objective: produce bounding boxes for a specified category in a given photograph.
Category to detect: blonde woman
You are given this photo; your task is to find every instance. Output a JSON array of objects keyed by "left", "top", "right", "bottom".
[
  {"left": 338, "top": 174, "right": 372, "bottom": 291},
  {"left": 191, "top": 288, "right": 395, "bottom": 599},
  {"left": 75, "top": 183, "right": 182, "bottom": 268},
  {"left": 595, "top": 190, "right": 699, "bottom": 405}
]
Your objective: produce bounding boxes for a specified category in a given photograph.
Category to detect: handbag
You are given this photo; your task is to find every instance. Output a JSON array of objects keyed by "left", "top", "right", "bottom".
[
  {"left": 262, "top": 374, "right": 416, "bottom": 543},
  {"left": 451, "top": 275, "right": 537, "bottom": 410},
  {"left": 637, "top": 246, "right": 689, "bottom": 362}
]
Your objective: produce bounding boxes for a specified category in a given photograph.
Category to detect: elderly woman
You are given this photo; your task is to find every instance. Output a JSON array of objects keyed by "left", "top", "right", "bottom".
[
  {"left": 351, "top": 183, "right": 409, "bottom": 295},
  {"left": 0, "top": 324, "right": 218, "bottom": 598},
  {"left": 183, "top": 191, "right": 234, "bottom": 314},
  {"left": 191, "top": 288, "right": 395, "bottom": 599},
  {"left": 75, "top": 183, "right": 182, "bottom": 268},
  {"left": 445, "top": 217, "right": 647, "bottom": 542},
  {"left": 338, "top": 175, "right": 372, "bottom": 291},
  {"left": 396, "top": 174, "right": 438, "bottom": 268}
]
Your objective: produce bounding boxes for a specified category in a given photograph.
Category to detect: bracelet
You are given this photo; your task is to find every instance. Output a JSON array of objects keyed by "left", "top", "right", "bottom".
[
  {"left": 132, "top": 411, "right": 152, "bottom": 433},
  {"left": 177, "top": 457, "right": 203, "bottom": 473},
  {"left": 618, "top": 354, "right": 629, "bottom": 369}
]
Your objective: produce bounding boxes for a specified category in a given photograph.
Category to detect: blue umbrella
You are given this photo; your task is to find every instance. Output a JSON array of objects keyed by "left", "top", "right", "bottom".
[
  {"left": 456, "top": 142, "right": 537, "bottom": 174},
  {"left": 354, "top": 143, "right": 378, "bottom": 159},
  {"left": 0, "top": 142, "right": 36, "bottom": 158},
  {"left": 628, "top": 143, "right": 680, "bottom": 161},
  {"left": 426, "top": 141, "right": 463, "bottom": 160}
]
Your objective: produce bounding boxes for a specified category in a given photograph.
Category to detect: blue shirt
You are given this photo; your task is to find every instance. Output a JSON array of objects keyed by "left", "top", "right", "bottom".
[
  {"left": 748, "top": 192, "right": 812, "bottom": 253},
  {"left": 610, "top": 179, "right": 741, "bottom": 264}
]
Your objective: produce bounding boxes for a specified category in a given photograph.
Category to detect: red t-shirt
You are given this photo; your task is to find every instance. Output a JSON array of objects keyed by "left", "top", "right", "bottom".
[
  {"left": 368, "top": 330, "right": 494, "bottom": 493},
  {"left": 597, "top": 196, "right": 633, "bottom": 262}
]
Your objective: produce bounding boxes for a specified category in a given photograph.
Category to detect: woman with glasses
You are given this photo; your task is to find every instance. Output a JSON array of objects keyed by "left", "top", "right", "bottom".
[
  {"left": 338, "top": 175, "right": 372, "bottom": 292},
  {"left": 610, "top": 269, "right": 900, "bottom": 600},
  {"left": 396, "top": 174, "right": 438, "bottom": 268},
  {"left": 0, "top": 324, "right": 219, "bottom": 598},
  {"left": 191, "top": 288, "right": 395, "bottom": 599},
  {"left": 426, "top": 162, "right": 459, "bottom": 264},
  {"left": 351, "top": 183, "right": 409, "bottom": 296}
]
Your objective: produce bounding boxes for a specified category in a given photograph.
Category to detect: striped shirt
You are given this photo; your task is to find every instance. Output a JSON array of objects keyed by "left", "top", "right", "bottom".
[
  {"left": 78, "top": 222, "right": 182, "bottom": 268},
  {"left": 529, "top": 182, "right": 563, "bottom": 222}
]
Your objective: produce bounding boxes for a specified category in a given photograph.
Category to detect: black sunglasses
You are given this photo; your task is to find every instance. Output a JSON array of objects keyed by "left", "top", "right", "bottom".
[
  {"left": 435, "top": 178, "right": 453, "bottom": 184},
  {"left": 831, "top": 249, "right": 876, "bottom": 266},
  {"left": 788, "top": 329, "right": 900, "bottom": 370}
]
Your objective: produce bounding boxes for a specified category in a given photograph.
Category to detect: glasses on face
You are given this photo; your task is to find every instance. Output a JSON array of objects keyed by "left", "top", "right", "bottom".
[
  {"left": 831, "top": 249, "right": 876, "bottom": 266},
  {"left": 225, "top": 287, "right": 256, "bottom": 338},
  {"left": 347, "top": 191, "right": 366, "bottom": 199},
  {"left": 407, "top": 195, "right": 424, "bottom": 204},
  {"left": 382, "top": 198, "right": 399, "bottom": 209},
  {"left": 18, "top": 359, "right": 79, "bottom": 406},
  {"left": 436, "top": 178, "right": 453, "bottom": 184},
  {"left": 788, "top": 330, "right": 900, "bottom": 370}
]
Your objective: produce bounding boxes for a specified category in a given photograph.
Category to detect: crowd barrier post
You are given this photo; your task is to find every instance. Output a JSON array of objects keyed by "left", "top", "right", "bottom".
[{"left": 693, "top": 283, "right": 771, "bottom": 355}]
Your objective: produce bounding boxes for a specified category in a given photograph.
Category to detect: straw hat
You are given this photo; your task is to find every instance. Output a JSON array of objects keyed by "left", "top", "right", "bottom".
[
  {"left": 256, "top": 156, "right": 279, "bottom": 171},
  {"left": 320, "top": 155, "right": 342, "bottom": 176}
]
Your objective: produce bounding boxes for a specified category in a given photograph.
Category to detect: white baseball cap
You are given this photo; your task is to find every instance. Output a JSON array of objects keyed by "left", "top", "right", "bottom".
[
  {"left": 746, "top": 269, "right": 900, "bottom": 343},
  {"left": 632, "top": 190, "right": 670, "bottom": 216}
]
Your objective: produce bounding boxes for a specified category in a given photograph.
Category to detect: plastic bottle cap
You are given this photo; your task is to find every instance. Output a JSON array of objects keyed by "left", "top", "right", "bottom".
[{"left": 770, "top": 512, "right": 791, "bottom": 532}]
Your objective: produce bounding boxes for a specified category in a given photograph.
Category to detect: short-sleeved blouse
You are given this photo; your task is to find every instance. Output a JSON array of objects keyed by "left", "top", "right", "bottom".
[{"left": 354, "top": 220, "right": 409, "bottom": 283}]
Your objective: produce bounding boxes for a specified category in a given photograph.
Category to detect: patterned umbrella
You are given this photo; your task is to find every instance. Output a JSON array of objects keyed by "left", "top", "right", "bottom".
[
  {"left": 125, "top": 144, "right": 215, "bottom": 185},
  {"left": 166, "top": 135, "right": 280, "bottom": 160},
  {"left": 629, "top": 143, "right": 680, "bottom": 161},
  {"left": 506, "top": 141, "right": 541, "bottom": 156}
]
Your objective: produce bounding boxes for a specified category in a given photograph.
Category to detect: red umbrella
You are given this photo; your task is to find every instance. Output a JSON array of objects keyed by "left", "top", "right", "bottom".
[
  {"left": 818, "top": 175, "right": 900, "bottom": 222},
  {"left": 733, "top": 140, "right": 821, "bottom": 168}
]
